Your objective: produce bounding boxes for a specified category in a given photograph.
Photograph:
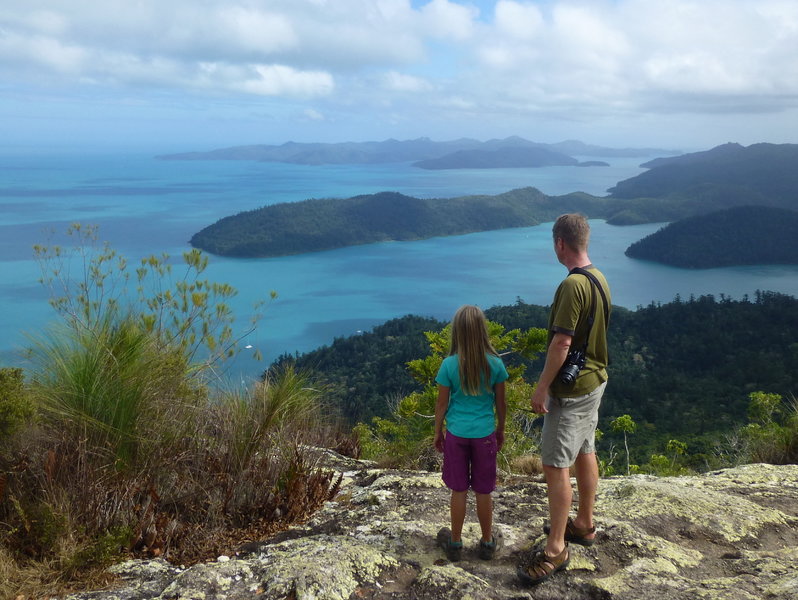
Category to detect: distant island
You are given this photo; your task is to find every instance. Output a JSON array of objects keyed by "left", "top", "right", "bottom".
[
  {"left": 625, "top": 205, "right": 798, "bottom": 268},
  {"left": 411, "top": 146, "right": 609, "bottom": 169},
  {"left": 189, "top": 142, "right": 798, "bottom": 260},
  {"left": 609, "top": 142, "right": 798, "bottom": 206},
  {"left": 191, "top": 188, "right": 559, "bottom": 257},
  {"left": 158, "top": 136, "right": 677, "bottom": 167},
  {"left": 191, "top": 187, "right": 683, "bottom": 257}
]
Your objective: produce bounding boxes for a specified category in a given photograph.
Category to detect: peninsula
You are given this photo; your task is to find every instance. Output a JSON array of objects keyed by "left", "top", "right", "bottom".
[{"left": 625, "top": 205, "right": 798, "bottom": 268}]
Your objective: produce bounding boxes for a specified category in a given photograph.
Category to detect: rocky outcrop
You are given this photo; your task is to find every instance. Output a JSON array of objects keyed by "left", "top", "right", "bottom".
[{"left": 65, "top": 453, "right": 798, "bottom": 600}]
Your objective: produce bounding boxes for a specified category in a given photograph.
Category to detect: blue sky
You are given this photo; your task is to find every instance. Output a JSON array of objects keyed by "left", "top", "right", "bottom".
[{"left": 1, "top": 0, "right": 797, "bottom": 152}]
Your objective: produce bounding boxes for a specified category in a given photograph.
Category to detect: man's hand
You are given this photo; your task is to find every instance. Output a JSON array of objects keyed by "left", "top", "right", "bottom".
[
  {"left": 531, "top": 385, "right": 549, "bottom": 414},
  {"left": 530, "top": 332, "right": 571, "bottom": 414}
]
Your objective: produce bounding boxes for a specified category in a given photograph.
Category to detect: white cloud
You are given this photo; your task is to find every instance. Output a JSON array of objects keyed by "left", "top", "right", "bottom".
[
  {"left": 493, "top": 0, "right": 544, "bottom": 39},
  {"left": 0, "top": 31, "right": 86, "bottom": 73},
  {"left": 383, "top": 71, "right": 433, "bottom": 92},
  {"left": 303, "top": 108, "right": 325, "bottom": 121},
  {"left": 1, "top": 0, "right": 798, "bottom": 148},
  {"left": 420, "top": 0, "right": 477, "bottom": 40},
  {"left": 466, "top": 0, "right": 798, "bottom": 119},
  {"left": 240, "top": 64, "right": 335, "bottom": 97},
  {"left": 27, "top": 9, "right": 69, "bottom": 35},
  {"left": 215, "top": 7, "right": 298, "bottom": 54}
]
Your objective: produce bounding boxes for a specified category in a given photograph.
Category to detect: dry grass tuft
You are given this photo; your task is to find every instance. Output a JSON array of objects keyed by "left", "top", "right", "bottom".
[
  {"left": 0, "top": 362, "right": 341, "bottom": 597},
  {"left": 511, "top": 453, "right": 544, "bottom": 475}
]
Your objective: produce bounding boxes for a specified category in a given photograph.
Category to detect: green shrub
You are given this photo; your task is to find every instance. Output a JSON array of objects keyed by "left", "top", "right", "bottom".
[
  {"left": 65, "top": 526, "right": 133, "bottom": 575},
  {"left": 718, "top": 391, "right": 798, "bottom": 465},
  {"left": 355, "top": 320, "right": 546, "bottom": 469},
  {"left": 29, "top": 313, "right": 197, "bottom": 469},
  {"left": 644, "top": 439, "right": 692, "bottom": 476},
  {"left": 0, "top": 368, "right": 34, "bottom": 439}
]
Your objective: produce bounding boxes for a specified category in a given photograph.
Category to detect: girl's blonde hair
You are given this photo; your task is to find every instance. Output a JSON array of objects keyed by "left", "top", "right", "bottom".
[{"left": 450, "top": 305, "right": 499, "bottom": 396}]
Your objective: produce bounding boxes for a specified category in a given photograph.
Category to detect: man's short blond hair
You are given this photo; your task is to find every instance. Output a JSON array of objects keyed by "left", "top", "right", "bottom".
[{"left": 552, "top": 213, "right": 590, "bottom": 252}]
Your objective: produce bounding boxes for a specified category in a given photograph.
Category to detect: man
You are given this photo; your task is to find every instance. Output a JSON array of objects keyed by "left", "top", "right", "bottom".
[{"left": 518, "top": 213, "right": 611, "bottom": 586}]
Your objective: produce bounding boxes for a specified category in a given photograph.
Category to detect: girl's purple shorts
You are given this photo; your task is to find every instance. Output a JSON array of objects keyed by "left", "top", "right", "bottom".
[{"left": 442, "top": 431, "right": 498, "bottom": 494}]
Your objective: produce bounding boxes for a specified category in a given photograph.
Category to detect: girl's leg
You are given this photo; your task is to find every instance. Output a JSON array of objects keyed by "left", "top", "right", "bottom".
[
  {"left": 443, "top": 432, "right": 471, "bottom": 543},
  {"left": 450, "top": 490, "right": 468, "bottom": 542},
  {"left": 471, "top": 433, "right": 498, "bottom": 542},
  {"left": 475, "top": 492, "right": 493, "bottom": 542}
]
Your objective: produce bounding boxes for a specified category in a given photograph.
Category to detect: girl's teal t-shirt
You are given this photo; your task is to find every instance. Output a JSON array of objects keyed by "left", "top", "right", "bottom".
[{"left": 435, "top": 353, "right": 508, "bottom": 438}]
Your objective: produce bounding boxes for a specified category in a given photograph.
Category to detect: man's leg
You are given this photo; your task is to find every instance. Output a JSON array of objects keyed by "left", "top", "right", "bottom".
[
  {"left": 573, "top": 451, "right": 597, "bottom": 541},
  {"left": 543, "top": 464, "right": 571, "bottom": 557},
  {"left": 570, "top": 382, "right": 605, "bottom": 540}
]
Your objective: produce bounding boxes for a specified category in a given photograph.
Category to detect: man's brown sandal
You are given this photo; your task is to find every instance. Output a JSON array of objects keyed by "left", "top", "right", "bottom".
[
  {"left": 517, "top": 545, "right": 570, "bottom": 585},
  {"left": 543, "top": 517, "right": 596, "bottom": 546}
]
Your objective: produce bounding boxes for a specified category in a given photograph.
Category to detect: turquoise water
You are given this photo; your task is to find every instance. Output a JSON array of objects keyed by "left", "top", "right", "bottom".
[{"left": 3, "top": 150, "right": 798, "bottom": 383}]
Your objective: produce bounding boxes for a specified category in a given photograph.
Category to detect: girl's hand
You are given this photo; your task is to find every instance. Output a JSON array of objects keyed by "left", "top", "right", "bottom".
[
  {"left": 434, "top": 430, "right": 445, "bottom": 453},
  {"left": 496, "top": 430, "right": 505, "bottom": 451}
]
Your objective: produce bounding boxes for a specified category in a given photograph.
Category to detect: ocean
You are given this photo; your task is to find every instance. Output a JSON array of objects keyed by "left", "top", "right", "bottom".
[{"left": 2, "top": 147, "right": 798, "bottom": 384}]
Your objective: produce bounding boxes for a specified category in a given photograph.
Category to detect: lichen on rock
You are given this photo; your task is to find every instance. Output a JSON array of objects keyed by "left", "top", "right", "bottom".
[
  {"left": 252, "top": 535, "right": 399, "bottom": 600},
  {"left": 63, "top": 460, "right": 798, "bottom": 600},
  {"left": 411, "top": 564, "right": 495, "bottom": 599}
]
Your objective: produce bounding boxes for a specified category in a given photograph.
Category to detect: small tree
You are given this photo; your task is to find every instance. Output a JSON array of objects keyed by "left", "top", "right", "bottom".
[
  {"left": 610, "top": 414, "right": 637, "bottom": 475},
  {"left": 646, "top": 439, "right": 690, "bottom": 476},
  {"left": 34, "top": 223, "right": 273, "bottom": 370},
  {"left": 666, "top": 439, "right": 688, "bottom": 469},
  {"left": 736, "top": 391, "right": 798, "bottom": 464},
  {"left": 747, "top": 391, "right": 781, "bottom": 425},
  {"left": 355, "top": 320, "right": 547, "bottom": 469}
]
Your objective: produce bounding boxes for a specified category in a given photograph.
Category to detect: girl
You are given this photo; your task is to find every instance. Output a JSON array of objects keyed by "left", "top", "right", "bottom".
[{"left": 434, "top": 305, "right": 508, "bottom": 561}]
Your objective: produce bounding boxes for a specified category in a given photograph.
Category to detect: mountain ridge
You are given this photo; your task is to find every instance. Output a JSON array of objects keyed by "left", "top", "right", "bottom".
[
  {"left": 609, "top": 141, "right": 798, "bottom": 203},
  {"left": 158, "top": 136, "right": 679, "bottom": 166}
]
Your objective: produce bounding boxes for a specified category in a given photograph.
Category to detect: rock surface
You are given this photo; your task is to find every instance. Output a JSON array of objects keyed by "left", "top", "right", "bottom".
[{"left": 66, "top": 452, "right": 798, "bottom": 600}]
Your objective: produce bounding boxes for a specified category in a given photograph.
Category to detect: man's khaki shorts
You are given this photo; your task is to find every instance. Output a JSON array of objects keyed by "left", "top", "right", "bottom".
[{"left": 541, "top": 381, "right": 607, "bottom": 468}]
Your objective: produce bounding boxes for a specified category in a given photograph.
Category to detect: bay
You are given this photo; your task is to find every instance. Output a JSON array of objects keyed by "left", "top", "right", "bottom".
[{"left": 2, "top": 148, "right": 797, "bottom": 384}]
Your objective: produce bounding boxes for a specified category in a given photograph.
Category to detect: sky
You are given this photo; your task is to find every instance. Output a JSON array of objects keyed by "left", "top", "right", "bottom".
[{"left": 1, "top": 0, "right": 797, "bottom": 152}]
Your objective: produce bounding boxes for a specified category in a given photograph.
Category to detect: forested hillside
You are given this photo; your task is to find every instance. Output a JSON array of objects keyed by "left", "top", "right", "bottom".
[
  {"left": 625, "top": 206, "right": 798, "bottom": 268},
  {"left": 272, "top": 292, "right": 798, "bottom": 466},
  {"left": 609, "top": 142, "right": 798, "bottom": 204},
  {"left": 188, "top": 186, "right": 720, "bottom": 258},
  {"left": 189, "top": 188, "right": 600, "bottom": 257},
  {"left": 191, "top": 142, "right": 798, "bottom": 258}
]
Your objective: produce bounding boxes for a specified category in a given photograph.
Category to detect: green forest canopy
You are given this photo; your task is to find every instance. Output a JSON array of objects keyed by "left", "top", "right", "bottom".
[
  {"left": 272, "top": 292, "right": 798, "bottom": 467},
  {"left": 625, "top": 206, "right": 798, "bottom": 268}
]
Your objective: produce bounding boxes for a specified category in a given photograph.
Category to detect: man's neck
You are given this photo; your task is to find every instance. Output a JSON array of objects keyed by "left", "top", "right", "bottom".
[{"left": 562, "top": 253, "right": 591, "bottom": 271}]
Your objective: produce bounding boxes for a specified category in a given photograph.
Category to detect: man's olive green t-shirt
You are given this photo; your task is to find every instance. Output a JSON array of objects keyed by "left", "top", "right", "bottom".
[{"left": 548, "top": 265, "right": 611, "bottom": 398}]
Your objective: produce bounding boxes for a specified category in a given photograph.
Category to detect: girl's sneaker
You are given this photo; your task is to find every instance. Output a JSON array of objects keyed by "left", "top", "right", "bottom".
[
  {"left": 436, "top": 527, "right": 463, "bottom": 562},
  {"left": 478, "top": 536, "right": 497, "bottom": 560},
  {"left": 478, "top": 529, "right": 502, "bottom": 560}
]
